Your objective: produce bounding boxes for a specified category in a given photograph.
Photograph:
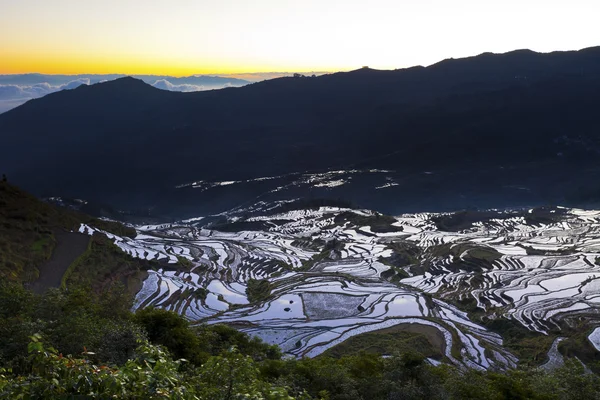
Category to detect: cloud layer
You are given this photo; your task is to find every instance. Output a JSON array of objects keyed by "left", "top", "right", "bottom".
[
  {"left": 150, "top": 79, "right": 205, "bottom": 92},
  {"left": 0, "top": 78, "right": 90, "bottom": 113}
]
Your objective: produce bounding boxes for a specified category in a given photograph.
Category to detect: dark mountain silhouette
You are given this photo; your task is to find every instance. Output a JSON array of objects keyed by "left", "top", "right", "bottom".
[{"left": 2, "top": 47, "right": 600, "bottom": 218}]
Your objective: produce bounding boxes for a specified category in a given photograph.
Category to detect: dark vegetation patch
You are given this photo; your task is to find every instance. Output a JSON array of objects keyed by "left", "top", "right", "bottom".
[
  {"left": 428, "top": 243, "right": 501, "bottom": 263},
  {"left": 290, "top": 238, "right": 326, "bottom": 256},
  {"left": 380, "top": 266, "right": 410, "bottom": 282},
  {"left": 272, "top": 259, "right": 293, "bottom": 272},
  {"left": 384, "top": 242, "right": 421, "bottom": 267},
  {"left": 451, "top": 244, "right": 503, "bottom": 268},
  {"left": 175, "top": 255, "right": 193, "bottom": 268},
  {"left": 299, "top": 239, "right": 345, "bottom": 271},
  {"left": 524, "top": 206, "right": 570, "bottom": 226},
  {"left": 246, "top": 278, "right": 272, "bottom": 303},
  {"left": 519, "top": 244, "right": 578, "bottom": 256},
  {"left": 134, "top": 308, "right": 281, "bottom": 365},
  {"left": 413, "top": 242, "right": 501, "bottom": 277}
]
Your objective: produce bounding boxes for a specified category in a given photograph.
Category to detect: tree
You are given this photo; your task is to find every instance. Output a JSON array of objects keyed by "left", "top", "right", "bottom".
[{"left": 197, "top": 347, "right": 296, "bottom": 400}]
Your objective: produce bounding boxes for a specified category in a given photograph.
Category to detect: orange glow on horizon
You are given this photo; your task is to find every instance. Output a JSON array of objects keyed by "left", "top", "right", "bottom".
[
  {"left": 1, "top": 0, "right": 599, "bottom": 77},
  {"left": 0, "top": 51, "right": 335, "bottom": 77}
]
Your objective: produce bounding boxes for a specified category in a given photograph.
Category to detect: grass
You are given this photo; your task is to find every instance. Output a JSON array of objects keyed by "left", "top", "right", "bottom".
[
  {"left": 0, "top": 181, "right": 137, "bottom": 283},
  {"left": 322, "top": 324, "right": 444, "bottom": 360},
  {"left": 60, "top": 234, "right": 94, "bottom": 288},
  {"left": 63, "top": 232, "right": 159, "bottom": 293},
  {"left": 30, "top": 236, "right": 54, "bottom": 254}
]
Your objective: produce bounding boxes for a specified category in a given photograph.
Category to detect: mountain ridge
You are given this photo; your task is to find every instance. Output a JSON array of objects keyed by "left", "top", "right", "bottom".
[{"left": 2, "top": 46, "right": 600, "bottom": 218}]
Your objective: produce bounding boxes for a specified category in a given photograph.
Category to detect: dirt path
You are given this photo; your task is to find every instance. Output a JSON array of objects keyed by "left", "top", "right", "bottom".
[{"left": 29, "top": 231, "right": 90, "bottom": 294}]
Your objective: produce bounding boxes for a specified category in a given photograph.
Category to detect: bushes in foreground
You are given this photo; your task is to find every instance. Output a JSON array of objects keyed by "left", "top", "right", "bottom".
[
  {"left": 3, "top": 338, "right": 600, "bottom": 400},
  {"left": 3, "top": 281, "right": 600, "bottom": 399},
  {"left": 0, "top": 335, "right": 297, "bottom": 399}
]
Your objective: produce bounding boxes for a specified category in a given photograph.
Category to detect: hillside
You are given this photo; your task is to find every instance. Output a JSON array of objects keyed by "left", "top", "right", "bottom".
[
  {"left": 0, "top": 180, "right": 147, "bottom": 292},
  {"left": 2, "top": 47, "right": 600, "bottom": 218}
]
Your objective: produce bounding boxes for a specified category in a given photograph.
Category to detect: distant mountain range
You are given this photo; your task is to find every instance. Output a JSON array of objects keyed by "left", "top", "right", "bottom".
[
  {"left": 0, "top": 73, "right": 252, "bottom": 113},
  {"left": 1, "top": 46, "right": 600, "bottom": 219}
]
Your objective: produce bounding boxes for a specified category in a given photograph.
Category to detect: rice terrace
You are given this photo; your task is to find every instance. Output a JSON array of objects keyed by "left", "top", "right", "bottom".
[{"left": 75, "top": 201, "right": 600, "bottom": 370}]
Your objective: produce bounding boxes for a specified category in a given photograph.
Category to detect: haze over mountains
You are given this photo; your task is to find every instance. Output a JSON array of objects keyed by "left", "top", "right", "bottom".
[{"left": 2, "top": 46, "right": 600, "bottom": 219}]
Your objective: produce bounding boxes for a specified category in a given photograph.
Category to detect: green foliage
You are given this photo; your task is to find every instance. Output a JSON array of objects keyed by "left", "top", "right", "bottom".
[
  {"left": 198, "top": 348, "right": 295, "bottom": 400},
  {"left": 0, "top": 283, "right": 293, "bottom": 398},
  {"left": 247, "top": 278, "right": 273, "bottom": 303},
  {"left": 0, "top": 282, "right": 140, "bottom": 373},
  {"left": 134, "top": 309, "right": 281, "bottom": 366},
  {"left": 0, "top": 336, "right": 298, "bottom": 400},
  {"left": 1, "top": 335, "right": 197, "bottom": 399},
  {"left": 198, "top": 324, "right": 282, "bottom": 362},
  {"left": 259, "top": 350, "right": 600, "bottom": 400},
  {"left": 134, "top": 308, "right": 208, "bottom": 366}
]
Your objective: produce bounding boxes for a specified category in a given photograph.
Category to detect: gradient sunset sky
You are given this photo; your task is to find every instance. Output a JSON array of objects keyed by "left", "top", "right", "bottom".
[{"left": 1, "top": 0, "right": 598, "bottom": 76}]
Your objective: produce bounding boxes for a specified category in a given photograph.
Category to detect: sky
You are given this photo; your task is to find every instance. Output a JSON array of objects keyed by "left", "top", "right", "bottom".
[{"left": 1, "top": 0, "right": 599, "bottom": 76}]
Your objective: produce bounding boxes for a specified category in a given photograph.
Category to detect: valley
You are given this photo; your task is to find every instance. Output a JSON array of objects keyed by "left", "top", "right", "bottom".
[{"left": 77, "top": 202, "right": 600, "bottom": 370}]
